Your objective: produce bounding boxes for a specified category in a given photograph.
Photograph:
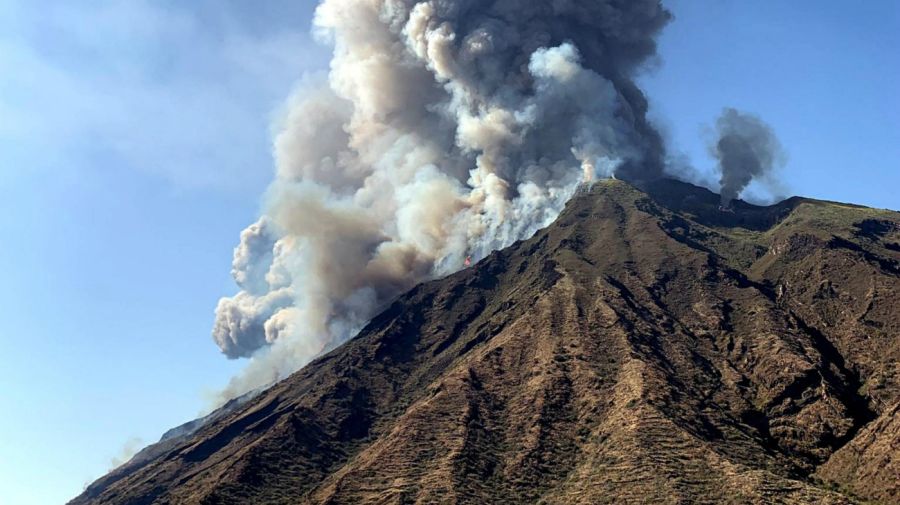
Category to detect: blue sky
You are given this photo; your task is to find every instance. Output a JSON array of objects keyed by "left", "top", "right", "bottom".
[
  {"left": 643, "top": 1, "right": 899, "bottom": 207},
  {"left": 0, "top": 1, "right": 897, "bottom": 504}
]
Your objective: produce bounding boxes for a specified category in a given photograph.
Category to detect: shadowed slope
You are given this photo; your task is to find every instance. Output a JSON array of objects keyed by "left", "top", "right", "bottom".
[{"left": 72, "top": 180, "right": 900, "bottom": 505}]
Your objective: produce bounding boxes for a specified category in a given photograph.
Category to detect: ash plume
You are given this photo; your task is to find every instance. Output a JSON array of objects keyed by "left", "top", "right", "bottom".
[
  {"left": 213, "top": 0, "right": 672, "bottom": 398},
  {"left": 712, "top": 108, "right": 785, "bottom": 206}
]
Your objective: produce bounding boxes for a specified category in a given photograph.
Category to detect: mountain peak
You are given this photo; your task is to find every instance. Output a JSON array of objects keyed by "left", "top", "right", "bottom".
[{"left": 72, "top": 181, "right": 900, "bottom": 505}]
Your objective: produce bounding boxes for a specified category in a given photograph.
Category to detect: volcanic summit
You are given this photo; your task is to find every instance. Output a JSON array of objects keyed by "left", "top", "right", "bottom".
[{"left": 73, "top": 180, "right": 900, "bottom": 504}]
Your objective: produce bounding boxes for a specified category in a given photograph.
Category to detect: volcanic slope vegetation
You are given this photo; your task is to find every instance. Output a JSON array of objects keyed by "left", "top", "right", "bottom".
[{"left": 73, "top": 179, "right": 900, "bottom": 505}]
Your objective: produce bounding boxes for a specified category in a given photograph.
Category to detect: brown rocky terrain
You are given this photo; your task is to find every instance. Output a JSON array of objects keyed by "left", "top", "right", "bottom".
[{"left": 72, "top": 179, "right": 900, "bottom": 504}]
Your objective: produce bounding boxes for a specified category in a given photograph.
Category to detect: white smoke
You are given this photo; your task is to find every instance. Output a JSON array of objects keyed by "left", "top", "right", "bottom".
[
  {"left": 213, "top": 0, "right": 672, "bottom": 398},
  {"left": 108, "top": 437, "right": 145, "bottom": 470}
]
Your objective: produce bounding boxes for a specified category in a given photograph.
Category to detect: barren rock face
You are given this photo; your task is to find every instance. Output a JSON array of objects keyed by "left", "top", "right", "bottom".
[{"left": 72, "top": 180, "right": 900, "bottom": 505}]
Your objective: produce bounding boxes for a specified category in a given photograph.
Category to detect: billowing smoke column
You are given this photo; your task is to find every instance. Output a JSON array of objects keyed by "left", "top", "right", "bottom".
[
  {"left": 213, "top": 0, "right": 672, "bottom": 398},
  {"left": 713, "top": 108, "right": 785, "bottom": 206}
]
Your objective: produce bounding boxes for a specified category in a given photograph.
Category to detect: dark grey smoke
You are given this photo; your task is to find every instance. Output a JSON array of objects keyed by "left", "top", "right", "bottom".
[
  {"left": 445, "top": 0, "right": 674, "bottom": 183},
  {"left": 713, "top": 108, "right": 785, "bottom": 206}
]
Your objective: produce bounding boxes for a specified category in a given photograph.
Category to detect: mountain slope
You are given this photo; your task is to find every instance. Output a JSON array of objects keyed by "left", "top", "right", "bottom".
[{"left": 72, "top": 180, "right": 900, "bottom": 505}]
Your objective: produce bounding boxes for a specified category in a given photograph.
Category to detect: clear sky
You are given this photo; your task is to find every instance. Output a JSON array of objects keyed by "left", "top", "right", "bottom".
[{"left": 0, "top": 1, "right": 896, "bottom": 504}]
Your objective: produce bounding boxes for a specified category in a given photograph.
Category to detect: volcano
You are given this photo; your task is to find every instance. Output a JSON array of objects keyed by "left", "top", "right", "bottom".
[{"left": 72, "top": 180, "right": 900, "bottom": 504}]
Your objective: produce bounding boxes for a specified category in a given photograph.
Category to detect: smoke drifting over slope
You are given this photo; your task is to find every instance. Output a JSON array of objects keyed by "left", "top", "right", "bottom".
[
  {"left": 212, "top": 0, "right": 677, "bottom": 396},
  {"left": 712, "top": 108, "right": 785, "bottom": 206}
]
